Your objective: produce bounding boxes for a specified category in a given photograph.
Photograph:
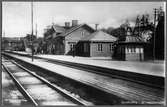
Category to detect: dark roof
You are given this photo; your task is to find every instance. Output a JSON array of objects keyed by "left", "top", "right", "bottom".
[
  {"left": 126, "top": 36, "right": 145, "bottom": 42},
  {"left": 52, "top": 25, "right": 66, "bottom": 33},
  {"left": 3, "top": 37, "right": 22, "bottom": 42},
  {"left": 57, "top": 24, "right": 95, "bottom": 37},
  {"left": 33, "top": 38, "right": 43, "bottom": 43},
  {"left": 80, "top": 30, "right": 117, "bottom": 42},
  {"left": 119, "top": 35, "right": 146, "bottom": 44}
]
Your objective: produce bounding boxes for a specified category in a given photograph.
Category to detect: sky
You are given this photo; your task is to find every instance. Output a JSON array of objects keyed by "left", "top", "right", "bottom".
[{"left": 2, "top": 2, "right": 165, "bottom": 37}]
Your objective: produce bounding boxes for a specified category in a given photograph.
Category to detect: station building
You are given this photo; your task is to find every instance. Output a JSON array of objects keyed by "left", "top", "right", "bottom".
[
  {"left": 44, "top": 20, "right": 118, "bottom": 58},
  {"left": 44, "top": 20, "right": 95, "bottom": 55},
  {"left": 57, "top": 23, "right": 95, "bottom": 55}
]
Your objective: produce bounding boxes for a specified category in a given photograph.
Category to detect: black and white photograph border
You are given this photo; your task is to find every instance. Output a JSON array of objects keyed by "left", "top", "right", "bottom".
[{"left": 1, "top": 0, "right": 166, "bottom": 106}]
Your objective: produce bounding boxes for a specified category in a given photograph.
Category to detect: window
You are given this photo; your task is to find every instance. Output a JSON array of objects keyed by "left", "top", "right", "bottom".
[
  {"left": 139, "top": 48, "right": 143, "bottom": 53},
  {"left": 134, "top": 47, "right": 136, "bottom": 53},
  {"left": 141, "top": 48, "right": 143, "bottom": 53},
  {"left": 69, "top": 42, "right": 76, "bottom": 51},
  {"left": 131, "top": 46, "right": 133, "bottom": 53},
  {"left": 81, "top": 31, "right": 85, "bottom": 37},
  {"left": 109, "top": 44, "right": 113, "bottom": 51},
  {"left": 98, "top": 44, "right": 103, "bottom": 51},
  {"left": 130, "top": 46, "right": 136, "bottom": 53},
  {"left": 126, "top": 46, "right": 129, "bottom": 53},
  {"left": 70, "top": 44, "right": 74, "bottom": 51},
  {"left": 127, "top": 47, "right": 131, "bottom": 53},
  {"left": 136, "top": 48, "right": 139, "bottom": 53},
  {"left": 132, "top": 46, "right": 136, "bottom": 53}
]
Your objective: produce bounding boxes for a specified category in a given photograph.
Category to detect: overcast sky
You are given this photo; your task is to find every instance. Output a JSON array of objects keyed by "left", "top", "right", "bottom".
[{"left": 2, "top": 2, "right": 165, "bottom": 37}]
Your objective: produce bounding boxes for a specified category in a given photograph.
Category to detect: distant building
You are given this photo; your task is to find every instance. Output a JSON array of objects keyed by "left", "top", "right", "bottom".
[
  {"left": 2, "top": 37, "right": 24, "bottom": 51},
  {"left": 114, "top": 36, "right": 147, "bottom": 61},
  {"left": 23, "top": 34, "right": 43, "bottom": 54},
  {"left": 23, "top": 34, "right": 37, "bottom": 53},
  {"left": 44, "top": 23, "right": 68, "bottom": 54},
  {"left": 78, "top": 30, "right": 117, "bottom": 57}
]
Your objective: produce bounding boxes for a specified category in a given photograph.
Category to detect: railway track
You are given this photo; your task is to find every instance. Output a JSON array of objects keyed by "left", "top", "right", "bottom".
[
  {"left": 2, "top": 57, "right": 91, "bottom": 106},
  {"left": 2, "top": 52, "right": 165, "bottom": 105},
  {"left": 41, "top": 57, "right": 164, "bottom": 89},
  {"left": 2, "top": 64, "right": 32, "bottom": 106},
  {"left": 4, "top": 51, "right": 164, "bottom": 89}
]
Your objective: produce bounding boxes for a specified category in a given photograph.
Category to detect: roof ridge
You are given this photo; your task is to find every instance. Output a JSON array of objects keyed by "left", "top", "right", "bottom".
[
  {"left": 125, "top": 35, "right": 145, "bottom": 42},
  {"left": 81, "top": 30, "right": 117, "bottom": 41},
  {"left": 58, "top": 23, "right": 88, "bottom": 37}
]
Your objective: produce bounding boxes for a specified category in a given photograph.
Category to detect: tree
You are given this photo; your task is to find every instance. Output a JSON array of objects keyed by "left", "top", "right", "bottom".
[
  {"left": 25, "top": 34, "right": 36, "bottom": 41},
  {"left": 106, "top": 27, "right": 115, "bottom": 34},
  {"left": 155, "top": 9, "right": 164, "bottom": 59},
  {"left": 109, "top": 20, "right": 131, "bottom": 41},
  {"left": 120, "top": 20, "right": 130, "bottom": 30}
]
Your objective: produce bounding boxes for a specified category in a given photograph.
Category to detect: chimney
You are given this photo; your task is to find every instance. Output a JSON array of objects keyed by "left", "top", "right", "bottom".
[
  {"left": 95, "top": 24, "right": 99, "bottom": 31},
  {"left": 65, "top": 22, "right": 70, "bottom": 28},
  {"left": 72, "top": 20, "right": 78, "bottom": 27}
]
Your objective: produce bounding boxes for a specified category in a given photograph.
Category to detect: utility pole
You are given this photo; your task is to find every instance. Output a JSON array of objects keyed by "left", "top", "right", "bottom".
[
  {"left": 3, "top": 31, "right": 5, "bottom": 50},
  {"left": 35, "top": 23, "right": 37, "bottom": 37},
  {"left": 153, "top": 8, "right": 158, "bottom": 61},
  {"left": 52, "top": 17, "right": 54, "bottom": 25},
  {"left": 3, "top": 31, "right": 5, "bottom": 38},
  {"left": 31, "top": 1, "right": 34, "bottom": 62}
]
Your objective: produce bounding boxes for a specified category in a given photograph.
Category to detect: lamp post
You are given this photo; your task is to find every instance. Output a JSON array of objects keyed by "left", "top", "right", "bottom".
[{"left": 31, "top": 1, "right": 34, "bottom": 61}]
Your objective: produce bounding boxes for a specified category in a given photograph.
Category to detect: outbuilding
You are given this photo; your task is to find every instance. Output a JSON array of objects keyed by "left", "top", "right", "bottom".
[{"left": 114, "top": 35, "right": 147, "bottom": 61}]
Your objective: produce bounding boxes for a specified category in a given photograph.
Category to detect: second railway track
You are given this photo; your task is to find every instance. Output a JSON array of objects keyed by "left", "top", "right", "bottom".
[{"left": 2, "top": 57, "right": 91, "bottom": 106}]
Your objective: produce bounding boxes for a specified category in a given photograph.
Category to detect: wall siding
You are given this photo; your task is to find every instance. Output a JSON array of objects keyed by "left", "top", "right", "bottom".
[
  {"left": 65, "top": 40, "right": 70, "bottom": 54},
  {"left": 54, "top": 37, "right": 65, "bottom": 55},
  {"left": 125, "top": 53, "right": 144, "bottom": 61},
  {"left": 65, "top": 27, "right": 92, "bottom": 55},
  {"left": 90, "top": 42, "right": 113, "bottom": 57},
  {"left": 124, "top": 45, "right": 144, "bottom": 61},
  {"left": 66, "top": 27, "right": 91, "bottom": 41}
]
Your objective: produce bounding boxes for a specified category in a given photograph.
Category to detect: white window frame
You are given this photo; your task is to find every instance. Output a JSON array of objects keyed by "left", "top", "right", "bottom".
[
  {"left": 133, "top": 46, "right": 136, "bottom": 53},
  {"left": 70, "top": 44, "right": 74, "bottom": 51},
  {"left": 81, "top": 31, "right": 85, "bottom": 37},
  {"left": 109, "top": 44, "right": 113, "bottom": 51},
  {"left": 97, "top": 43, "right": 103, "bottom": 51}
]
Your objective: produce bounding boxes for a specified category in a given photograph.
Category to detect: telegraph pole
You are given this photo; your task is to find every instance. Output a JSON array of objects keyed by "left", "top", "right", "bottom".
[
  {"left": 3, "top": 31, "right": 5, "bottom": 50},
  {"left": 31, "top": 1, "right": 34, "bottom": 61},
  {"left": 3, "top": 31, "right": 5, "bottom": 38},
  {"left": 153, "top": 8, "right": 158, "bottom": 61},
  {"left": 35, "top": 23, "right": 37, "bottom": 37}
]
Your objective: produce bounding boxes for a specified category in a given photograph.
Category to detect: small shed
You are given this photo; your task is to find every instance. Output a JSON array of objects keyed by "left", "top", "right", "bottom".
[{"left": 115, "top": 35, "right": 147, "bottom": 61}]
